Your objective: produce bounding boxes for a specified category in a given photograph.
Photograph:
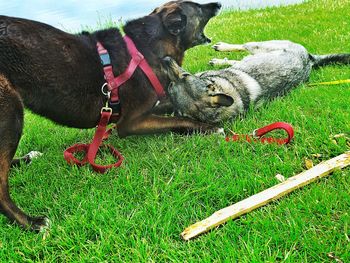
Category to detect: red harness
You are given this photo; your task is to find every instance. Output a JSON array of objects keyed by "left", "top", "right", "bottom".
[
  {"left": 64, "top": 35, "right": 165, "bottom": 173},
  {"left": 97, "top": 35, "right": 165, "bottom": 115}
]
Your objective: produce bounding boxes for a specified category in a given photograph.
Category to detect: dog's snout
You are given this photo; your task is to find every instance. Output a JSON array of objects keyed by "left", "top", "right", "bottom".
[
  {"left": 163, "top": 56, "right": 173, "bottom": 64},
  {"left": 204, "top": 2, "right": 222, "bottom": 16},
  {"left": 214, "top": 2, "right": 222, "bottom": 11},
  {"left": 205, "top": 36, "right": 212, "bottom": 44}
]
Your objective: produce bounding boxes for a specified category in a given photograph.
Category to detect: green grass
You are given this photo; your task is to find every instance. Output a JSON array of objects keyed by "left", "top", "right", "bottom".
[{"left": 1, "top": 0, "right": 350, "bottom": 261}]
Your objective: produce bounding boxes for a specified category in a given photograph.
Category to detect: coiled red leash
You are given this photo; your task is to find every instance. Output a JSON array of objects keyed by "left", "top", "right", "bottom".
[
  {"left": 225, "top": 122, "right": 294, "bottom": 145},
  {"left": 64, "top": 110, "right": 123, "bottom": 173}
]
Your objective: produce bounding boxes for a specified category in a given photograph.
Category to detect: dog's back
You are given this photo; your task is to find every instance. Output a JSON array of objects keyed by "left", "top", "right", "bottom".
[{"left": 229, "top": 40, "right": 312, "bottom": 99}]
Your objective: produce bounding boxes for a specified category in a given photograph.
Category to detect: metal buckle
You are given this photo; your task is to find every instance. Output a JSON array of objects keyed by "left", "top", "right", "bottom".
[
  {"left": 101, "top": 107, "right": 113, "bottom": 114},
  {"left": 101, "top": 85, "right": 113, "bottom": 114},
  {"left": 252, "top": 129, "right": 260, "bottom": 139}
]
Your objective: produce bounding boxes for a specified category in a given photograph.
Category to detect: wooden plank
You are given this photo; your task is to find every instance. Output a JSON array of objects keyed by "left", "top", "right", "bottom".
[{"left": 181, "top": 151, "right": 350, "bottom": 241}]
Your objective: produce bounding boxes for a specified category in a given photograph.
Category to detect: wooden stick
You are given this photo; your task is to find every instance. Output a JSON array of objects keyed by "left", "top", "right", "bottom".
[{"left": 181, "top": 151, "right": 350, "bottom": 241}]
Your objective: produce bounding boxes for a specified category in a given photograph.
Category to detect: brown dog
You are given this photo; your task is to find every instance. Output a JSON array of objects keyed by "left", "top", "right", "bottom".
[{"left": 0, "top": 1, "right": 221, "bottom": 231}]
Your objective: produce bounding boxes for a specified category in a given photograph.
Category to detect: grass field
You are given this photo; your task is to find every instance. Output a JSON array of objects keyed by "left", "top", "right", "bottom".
[{"left": 1, "top": 0, "right": 349, "bottom": 261}]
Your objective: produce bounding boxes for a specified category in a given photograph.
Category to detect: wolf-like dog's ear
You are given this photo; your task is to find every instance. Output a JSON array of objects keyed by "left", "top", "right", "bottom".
[
  {"left": 210, "top": 94, "right": 234, "bottom": 107},
  {"left": 163, "top": 8, "right": 187, "bottom": 35}
]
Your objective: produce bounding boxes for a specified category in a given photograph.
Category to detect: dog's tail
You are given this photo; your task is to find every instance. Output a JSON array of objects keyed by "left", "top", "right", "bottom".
[{"left": 310, "top": 53, "right": 350, "bottom": 68}]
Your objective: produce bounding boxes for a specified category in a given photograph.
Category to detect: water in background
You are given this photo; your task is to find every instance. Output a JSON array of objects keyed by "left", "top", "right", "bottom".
[{"left": 0, "top": 0, "right": 304, "bottom": 32}]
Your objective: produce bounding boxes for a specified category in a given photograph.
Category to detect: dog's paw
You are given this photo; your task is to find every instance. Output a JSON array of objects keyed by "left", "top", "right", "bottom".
[
  {"left": 29, "top": 216, "right": 50, "bottom": 233},
  {"left": 27, "top": 151, "right": 43, "bottom": 162},
  {"left": 214, "top": 127, "right": 226, "bottom": 137},
  {"left": 209, "top": 58, "right": 229, "bottom": 66},
  {"left": 212, "top": 42, "right": 225, "bottom": 51},
  {"left": 212, "top": 42, "right": 232, "bottom": 51}
]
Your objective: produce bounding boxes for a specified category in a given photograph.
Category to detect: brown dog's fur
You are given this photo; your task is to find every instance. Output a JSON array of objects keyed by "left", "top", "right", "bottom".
[{"left": 0, "top": 1, "right": 221, "bottom": 231}]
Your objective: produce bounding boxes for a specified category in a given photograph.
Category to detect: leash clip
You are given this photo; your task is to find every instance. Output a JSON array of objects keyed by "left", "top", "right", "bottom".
[
  {"left": 101, "top": 107, "right": 113, "bottom": 114},
  {"left": 251, "top": 128, "right": 260, "bottom": 139}
]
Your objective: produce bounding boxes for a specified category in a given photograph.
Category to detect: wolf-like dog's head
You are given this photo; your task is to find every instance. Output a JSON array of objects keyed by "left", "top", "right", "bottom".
[{"left": 164, "top": 57, "right": 240, "bottom": 124}]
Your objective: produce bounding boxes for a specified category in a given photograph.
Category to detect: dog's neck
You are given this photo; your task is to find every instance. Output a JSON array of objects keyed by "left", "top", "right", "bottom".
[{"left": 123, "top": 15, "right": 185, "bottom": 65}]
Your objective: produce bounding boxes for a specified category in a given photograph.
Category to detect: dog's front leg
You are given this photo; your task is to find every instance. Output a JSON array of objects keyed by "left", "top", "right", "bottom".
[
  {"left": 209, "top": 58, "right": 240, "bottom": 66},
  {"left": 117, "top": 114, "right": 219, "bottom": 137},
  {"left": 150, "top": 99, "right": 175, "bottom": 115},
  {"left": 212, "top": 42, "right": 246, "bottom": 52}
]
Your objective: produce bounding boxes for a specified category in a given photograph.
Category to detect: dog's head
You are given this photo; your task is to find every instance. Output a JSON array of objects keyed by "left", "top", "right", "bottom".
[
  {"left": 164, "top": 57, "right": 241, "bottom": 124},
  {"left": 124, "top": 1, "right": 221, "bottom": 64},
  {"left": 152, "top": 1, "right": 221, "bottom": 48}
]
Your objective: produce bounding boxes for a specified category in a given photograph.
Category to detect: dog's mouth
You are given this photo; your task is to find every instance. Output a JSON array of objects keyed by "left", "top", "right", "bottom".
[
  {"left": 195, "top": 2, "right": 222, "bottom": 45},
  {"left": 196, "top": 33, "right": 212, "bottom": 46}
]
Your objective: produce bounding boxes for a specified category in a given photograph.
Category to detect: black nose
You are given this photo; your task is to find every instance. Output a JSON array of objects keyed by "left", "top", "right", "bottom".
[
  {"left": 214, "top": 2, "right": 222, "bottom": 10},
  {"left": 204, "top": 2, "right": 222, "bottom": 16}
]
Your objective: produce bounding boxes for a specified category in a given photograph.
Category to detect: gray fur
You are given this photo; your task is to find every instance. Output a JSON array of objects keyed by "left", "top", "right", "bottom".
[{"left": 166, "top": 40, "right": 350, "bottom": 123}]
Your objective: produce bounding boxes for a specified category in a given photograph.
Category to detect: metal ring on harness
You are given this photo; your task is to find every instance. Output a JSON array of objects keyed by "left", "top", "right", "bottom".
[{"left": 101, "top": 83, "right": 109, "bottom": 96}]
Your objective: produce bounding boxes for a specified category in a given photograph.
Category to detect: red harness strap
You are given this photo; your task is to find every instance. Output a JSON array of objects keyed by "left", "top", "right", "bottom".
[
  {"left": 225, "top": 122, "right": 294, "bottom": 145},
  {"left": 64, "top": 35, "right": 165, "bottom": 173},
  {"left": 97, "top": 35, "right": 165, "bottom": 104}
]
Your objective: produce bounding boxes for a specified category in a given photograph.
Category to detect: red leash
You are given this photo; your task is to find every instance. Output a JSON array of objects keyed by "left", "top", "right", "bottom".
[
  {"left": 225, "top": 122, "right": 294, "bottom": 145},
  {"left": 64, "top": 110, "right": 123, "bottom": 173}
]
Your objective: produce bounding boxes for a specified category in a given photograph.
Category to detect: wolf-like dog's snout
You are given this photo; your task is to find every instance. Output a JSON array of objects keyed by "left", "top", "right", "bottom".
[{"left": 163, "top": 56, "right": 191, "bottom": 81}]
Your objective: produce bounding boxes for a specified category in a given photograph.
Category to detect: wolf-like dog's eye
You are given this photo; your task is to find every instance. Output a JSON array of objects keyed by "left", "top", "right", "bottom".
[{"left": 181, "top": 72, "right": 191, "bottom": 78}]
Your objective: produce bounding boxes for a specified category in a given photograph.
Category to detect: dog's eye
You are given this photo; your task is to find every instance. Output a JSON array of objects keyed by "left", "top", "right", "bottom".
[
  {"left": 168, "top": 82, "right": 175, "bottom": 89},
  {"left": 181, "top": 72, "right": 191, "bottom": 78}
]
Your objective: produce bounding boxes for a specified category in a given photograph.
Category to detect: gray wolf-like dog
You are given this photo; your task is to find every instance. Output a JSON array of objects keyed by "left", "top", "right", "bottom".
[{"left": 165, "top": 40, "right": 350, "bottom": 123}]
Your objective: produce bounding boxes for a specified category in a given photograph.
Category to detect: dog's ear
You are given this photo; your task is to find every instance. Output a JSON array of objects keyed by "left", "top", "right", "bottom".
[
  {"left": 163, "top": 8, "right": 187, "bottom": 36},
  {"left": 210, "top": 94, "right": 234, "bottom": 107}
]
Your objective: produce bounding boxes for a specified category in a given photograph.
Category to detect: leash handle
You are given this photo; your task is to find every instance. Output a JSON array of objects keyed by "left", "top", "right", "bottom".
[
  {"left": 64, "top": 111, "right": 123, "bottom": 173},
  {"left": 87, "top": 111, "right": 123, "bottom": 173},
  {"left": 226, "top": 122, "right": 294, "bottom": 145}
]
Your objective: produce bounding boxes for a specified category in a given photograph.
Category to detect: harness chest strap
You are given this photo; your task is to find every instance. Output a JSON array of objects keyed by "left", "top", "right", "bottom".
[{"left": 97, "top": 35, "right": 166, "bottom": 105}]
